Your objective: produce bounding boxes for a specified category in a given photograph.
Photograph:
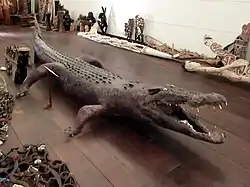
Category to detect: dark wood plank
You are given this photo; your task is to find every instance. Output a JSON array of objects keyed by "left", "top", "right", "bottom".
[
  {"left": 198, "top": 108, "right": 250, "bottom": 142},
  {"left": 25, "top": 80, "right": 153, "bottom": 187},
  {"left": 40, "top": 94, "right": 154, "bottom": 187},
  {"left": 10, "top": 85, "right": 113, "bottom": 187},
  {"left": 93, "top": 121, "right": 180, "bottom": 185},
  {"left": 1, "top": 28, "right": 250, "bottom": 187},
  {"left": 151, "top": 128, "right": 250, "bottom": 187}
]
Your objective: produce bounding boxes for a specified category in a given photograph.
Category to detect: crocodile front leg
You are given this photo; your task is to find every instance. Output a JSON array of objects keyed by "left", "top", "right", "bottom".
[
  {"left": 64, "top": 105, "right": 106, "bottom": 137},
  {"left": 16, "top": 62, "right": 62, "bottom": 98}
]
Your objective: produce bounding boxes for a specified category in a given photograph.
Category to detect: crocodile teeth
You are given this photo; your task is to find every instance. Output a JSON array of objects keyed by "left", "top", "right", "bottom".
[
  {"left": 180, "top": 120, "right": 188, "bottom": 124},
  {"left": 219, "top": 105, "right": 222, "bottom": 109},
  {"left": 180, "top": 120, "right": 194, "bottom": 130},
  {"left": 197, "top": 108, "right": 199, "bottom": 113}
]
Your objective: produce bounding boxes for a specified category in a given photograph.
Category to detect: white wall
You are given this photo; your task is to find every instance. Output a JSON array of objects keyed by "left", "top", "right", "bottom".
[{"left": 60, "top": 0, "right": 250, "bottom": 57}]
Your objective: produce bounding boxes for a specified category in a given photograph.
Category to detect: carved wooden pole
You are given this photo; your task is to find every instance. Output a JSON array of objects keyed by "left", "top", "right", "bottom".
[
  {"left": 46, "top": 12, "right": 51, "bottom": 30},
  {"left": 2, "top": 0, "right": 11, "bottom": 25},
  {"left": 58, "top": 10, "right": 64, "bottom": 32},
  {"left": 0, "top": 0, "right": 3, "bottom": 24}
]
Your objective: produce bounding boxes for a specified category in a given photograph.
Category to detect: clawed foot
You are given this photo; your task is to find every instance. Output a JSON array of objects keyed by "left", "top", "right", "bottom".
[
  {"left": 44, "top": 103, "right": 52, "bottom": 110},
  {"left": 63, "top": 126, "right": 76, "bottom": 137},
  {"left": 16, "top": 87, "right": 29, "bottom": 99}
]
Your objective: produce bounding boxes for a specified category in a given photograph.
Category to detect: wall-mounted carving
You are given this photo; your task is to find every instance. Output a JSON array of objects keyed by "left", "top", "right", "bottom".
[
  {"left": 98, "top": 6, "right": 108, "bottom": 34},
  {"left": 222, "top": 23, "right": 250, "bottom": 60},
  {"left": 134, "top": 15, "right": 144, "bottom": 43},
  {"left": 124, "top": 18, "right": 134, "bottom": 40},
  {"left": 124, "top": 15, "right": 145, "bottom": 43}
]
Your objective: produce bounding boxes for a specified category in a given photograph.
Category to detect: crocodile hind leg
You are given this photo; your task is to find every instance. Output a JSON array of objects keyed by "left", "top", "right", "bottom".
[
  {"left": 16, "top": 62, "right": 61, "bottom": 98},
  {"left": 78, "top": 55, "right": 104, "bottom": 69},
  {"left": 64, "top": 105, "right": 106, "bottom": 137}
]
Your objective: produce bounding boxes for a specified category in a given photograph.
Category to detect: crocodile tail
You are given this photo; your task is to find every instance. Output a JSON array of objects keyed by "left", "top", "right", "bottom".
[{"left": 33, "top": 14, "right": 42, "bottom": 38}]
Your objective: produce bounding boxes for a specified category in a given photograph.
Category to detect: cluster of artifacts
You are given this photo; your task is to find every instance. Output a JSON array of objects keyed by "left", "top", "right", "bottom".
[
  {"left": 145, "top": 22, "right": 250, "bottom": 66},
  {"left": 124, "top": 15, "right": 145, "bottom": 43},
  {"left": 0, "top": 0, "right": 32, "bottom": 25},
  {"left": 73, "top": 6, "right": 108, "bottom": 33},
  {"left": 180, "top": 23, "right": 250, "bottom": 83},
  {"left": 48, "top": 4, "right": 108, "bottom": 34},
  {"left": 74, "top": 12, "right": 96, "bottom": 32},
  {"left": 40, "top": 0, "right": 73, "bottom": 32},
  {"left": 144, "top": 30, "right": 250, "bottom": 83},
  {"left": 222, "top": 23, "right": 250, "bottom": 61},
  {"left": 0, "top": 144, "right": 78, "bottom": 186}
]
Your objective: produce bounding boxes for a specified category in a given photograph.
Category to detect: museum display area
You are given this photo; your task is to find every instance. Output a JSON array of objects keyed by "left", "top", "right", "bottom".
[{"left": 0, "top": 0, "right": 249, "bottom": 187}]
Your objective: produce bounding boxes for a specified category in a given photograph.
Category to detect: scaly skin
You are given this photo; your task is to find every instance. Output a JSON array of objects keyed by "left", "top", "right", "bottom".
[{"left": 16, "top": 16, "right": 227, "bottom": 144}]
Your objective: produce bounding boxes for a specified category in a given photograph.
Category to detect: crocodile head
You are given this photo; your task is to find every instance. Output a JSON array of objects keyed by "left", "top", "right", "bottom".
[{"left": 141, "top": 84, "right": 227, "bottom": 144}]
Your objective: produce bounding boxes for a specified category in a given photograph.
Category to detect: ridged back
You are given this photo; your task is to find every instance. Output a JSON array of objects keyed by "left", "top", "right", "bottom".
[{"left": 32, "top": 16, "right": 124, "bottom": 84}]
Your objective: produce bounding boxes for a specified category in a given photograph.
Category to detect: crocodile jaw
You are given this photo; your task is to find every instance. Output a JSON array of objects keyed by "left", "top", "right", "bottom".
[{"left": 140, "top": 85, "right": 227, "bottom": 144}]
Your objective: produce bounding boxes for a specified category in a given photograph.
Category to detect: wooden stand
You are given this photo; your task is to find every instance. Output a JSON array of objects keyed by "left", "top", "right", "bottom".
[
  {"left": 14, "top": 47, "right": 30, "bottom": 85},
  {"left": 44, "top": 73, "right": 52, "bottom": 109},
  {"left": 46, "top": 12, "right": 51, "bottom": 31}
]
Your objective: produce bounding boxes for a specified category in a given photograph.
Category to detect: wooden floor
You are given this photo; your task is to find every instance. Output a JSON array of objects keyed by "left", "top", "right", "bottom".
[{"left": 0, "top": 27, "right": 250, "bottom": 187}]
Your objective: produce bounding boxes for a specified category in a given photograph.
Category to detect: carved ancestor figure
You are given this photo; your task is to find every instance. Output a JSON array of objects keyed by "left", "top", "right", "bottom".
[
  {"left": 86, "top": 12, "right": 96, "bottom": 27},
  {"left": 53, "top": 15, "right": 58, "bottom": 31},
  {"left": 79, "top": 15, "right": 91, "bottom": 32},
  {"left": 57, "top": 10, "right": 64, "bottom": 32},
  {"left": 134, "top": 15, "right": 145, "bottom": 43},
  {"left": 223, "top": 23, "right": 250, "bottom": 60},
  {"left": 46, "top": 12, "right": 51, "bottom": 31},
  {"left": 19, "top": 0, "right": 28, "bottom": 15},
  {"left": 16, "top": 15, "right": 228, "bottom": 144},
  {"left": 97, "top": 7, "right": 108, "bottom": 33},
  {"left": 39, "top": 0, "right": 49, "bottom": 22},
  {"left": 2, "top": 0, "right": 12, "bottom": 25},
  {"left": 63, "top": 10, "right": 73, "bottom": 31},
  {"left": 124, "top": 18, "right": 134, "bottom": 40}
]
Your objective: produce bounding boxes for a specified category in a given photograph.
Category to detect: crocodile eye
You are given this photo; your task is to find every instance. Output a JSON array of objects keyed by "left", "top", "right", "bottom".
[
  {"left": 128, "top": 83, "right": 134, "bottom": 88},
  {"left": 148, "top": 88, "right": 161, "bottom": 95}
]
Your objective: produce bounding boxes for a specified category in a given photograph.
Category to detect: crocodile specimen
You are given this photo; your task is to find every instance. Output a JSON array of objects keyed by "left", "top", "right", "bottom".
[{"left": 16, "top": 16, "right": 228, "bottom": 144}]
